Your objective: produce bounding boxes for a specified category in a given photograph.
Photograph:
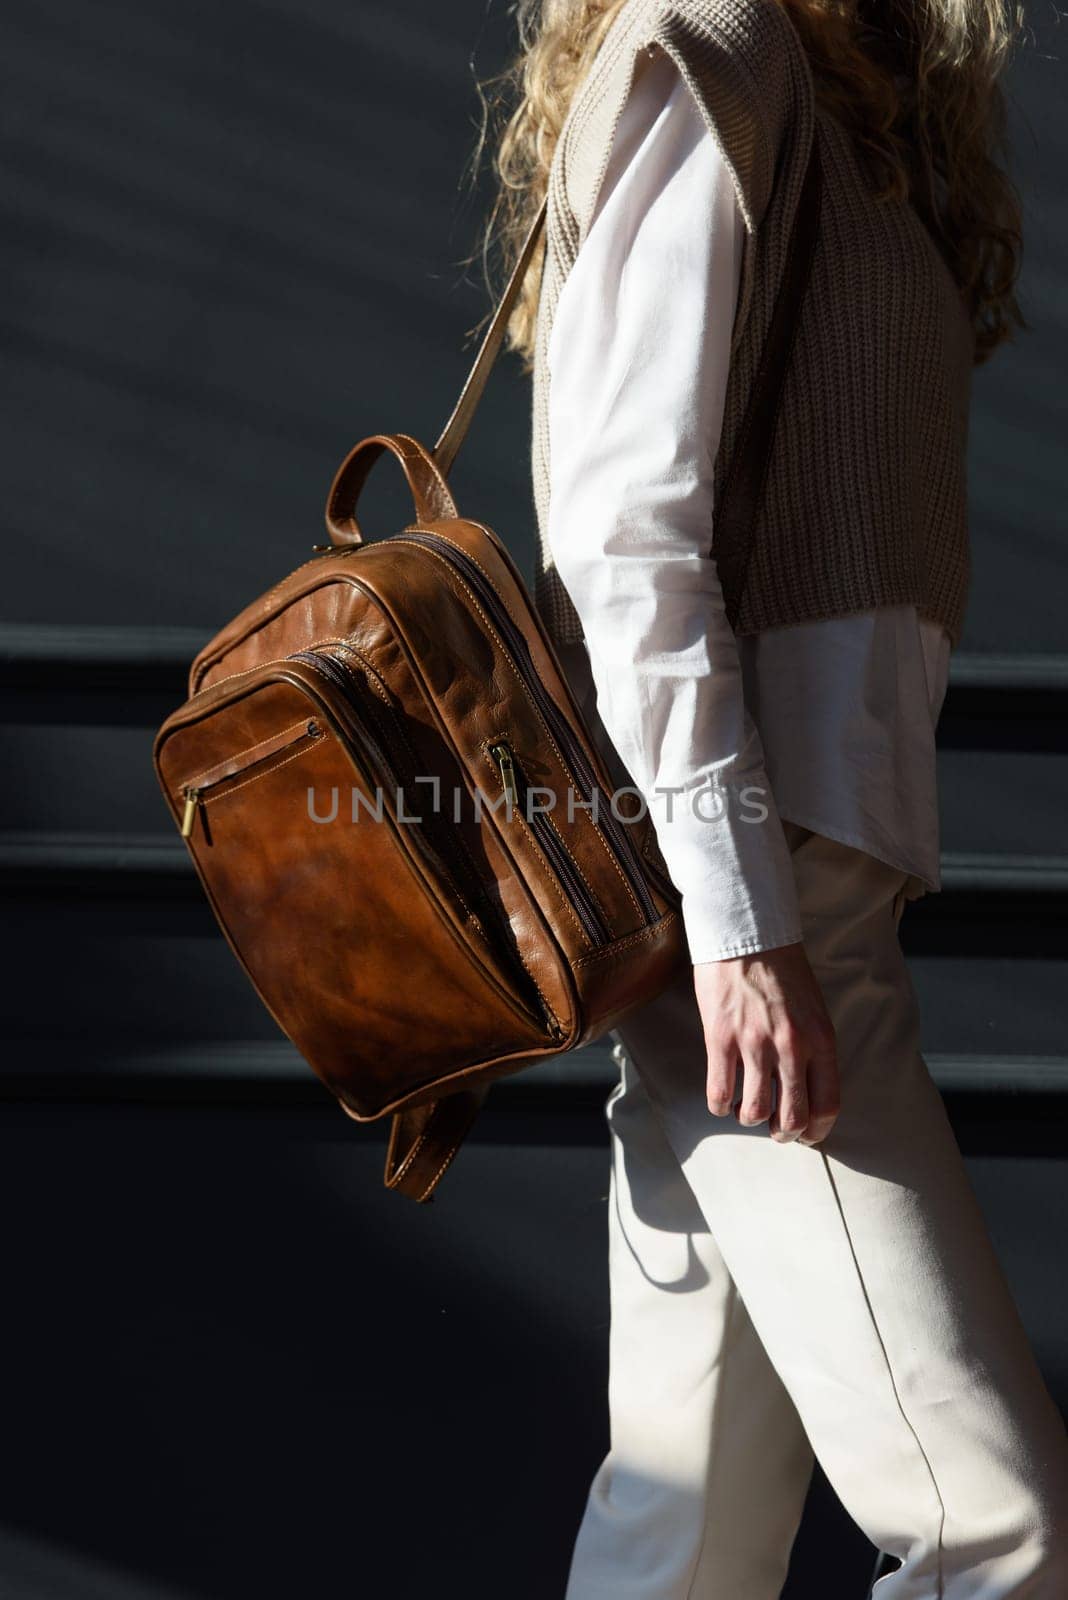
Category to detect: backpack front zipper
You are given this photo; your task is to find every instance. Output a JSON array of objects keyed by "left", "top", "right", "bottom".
[
  {"left": 394, "top": 532, "right": 658, "bottom": 929},
  {"left": 298, "top": 636, "right": 617, "bottom": 953},
  {"left": 488, "top": 740, "right": 611, "bottom": 947},
  {"left": 180, "top": 718, "right": 324, "bottom": 837},
  {"left": 288, "top": 644, "right": 552, "bottom": 1024}
]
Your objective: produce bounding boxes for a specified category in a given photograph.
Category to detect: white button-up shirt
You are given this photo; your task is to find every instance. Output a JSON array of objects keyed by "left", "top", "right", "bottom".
[{"left": 545, "top": 49, "right": 951, "bottom": 963}]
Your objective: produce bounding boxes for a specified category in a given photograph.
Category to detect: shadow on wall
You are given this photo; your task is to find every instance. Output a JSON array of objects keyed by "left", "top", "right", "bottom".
[
  {"left": 1, "top": 0, "right": 1066, "bottom": 649},
  {"left": 3, "top": 1098, "right": 1063, "bottom": 1599},
  {"left": 0, "top": 1101, "right": 888, "bottom": 1600},
  {"left": 1, "top": 0, "right": 533, "bottom": 633}
]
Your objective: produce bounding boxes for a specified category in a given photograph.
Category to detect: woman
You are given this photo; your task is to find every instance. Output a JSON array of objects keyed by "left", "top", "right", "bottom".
[{"left": 479, "top": 0, "right": 1068, "bottom": 1595}]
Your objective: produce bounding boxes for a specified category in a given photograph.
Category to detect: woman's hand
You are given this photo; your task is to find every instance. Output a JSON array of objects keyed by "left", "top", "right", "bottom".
[{"left": 693, "top": 943, "right": 839, "bottom": 1145}]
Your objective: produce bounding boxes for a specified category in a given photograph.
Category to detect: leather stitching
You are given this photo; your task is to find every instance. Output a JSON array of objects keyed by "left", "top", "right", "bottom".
[
  {"left": 417, "top": 1135, "right": 468, "bottom": 1203},
  {"left": 189, "top": 589, "right": 357, "bottom": 698},
  {"left": 460, "top": 522, "right": 648, "bottom": 923},
  {"left": 182, "top": 717, "right": 313, "bottom": 792},
  {"left": 192, "top": 739, "right": 324, "bottom": 811},
  {"left": 572, "top": 917, "right": 671, "bottom": 968},
  {"left": 335, "top": 645, "right": 561, "bottom": 1024},
  {"left": 393, "top": 432, "right": 458, "bottom": 519},
  {"left": 540, "top": 809, "right": 613, "bottom": 932},
  {"left": 402, "top": 529, "right": 646, "bottom": 922},
  {"left": 505, "top": 791, "right": 590, "bottom": 946}
]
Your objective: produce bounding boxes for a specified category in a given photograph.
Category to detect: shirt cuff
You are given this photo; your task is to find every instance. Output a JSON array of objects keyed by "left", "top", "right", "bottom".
[{"left": 646, "top": 772, "right": 805, "bottom": 963}]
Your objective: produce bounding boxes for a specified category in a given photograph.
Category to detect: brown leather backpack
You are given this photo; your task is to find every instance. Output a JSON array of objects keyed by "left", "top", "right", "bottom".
[{"left": 153, "top": 136, "right": 821, "bottom": 1202}]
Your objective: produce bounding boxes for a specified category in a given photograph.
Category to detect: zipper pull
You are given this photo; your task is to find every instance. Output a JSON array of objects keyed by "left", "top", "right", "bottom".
[
  {"left": 490, "top": 742, "right": 518, "bottom": 810},
  {"left": 180, "top": 787, "right": 200, "bottom": 838}
]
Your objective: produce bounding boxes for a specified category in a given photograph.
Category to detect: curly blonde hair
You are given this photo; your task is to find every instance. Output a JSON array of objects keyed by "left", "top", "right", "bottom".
[{"left": 471, "top": 0, "right": 1026, "bottom": 368}]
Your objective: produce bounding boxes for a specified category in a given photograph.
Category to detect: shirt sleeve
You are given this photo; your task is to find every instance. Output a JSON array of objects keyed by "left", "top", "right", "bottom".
[{"left": 545, "top": 47, "right": 803, "bottom": 963}]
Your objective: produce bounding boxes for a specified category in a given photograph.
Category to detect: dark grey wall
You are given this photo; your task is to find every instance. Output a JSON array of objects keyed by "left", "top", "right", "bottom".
[
  {"left": 1, "top": 5, "right": 1066, "bottom": 1598},
  {"left": 1, "top": 0, "right": 1065, "bottom": 647},
  {"left": 2, "top": 0, "right": 532, "bottom": 632}
]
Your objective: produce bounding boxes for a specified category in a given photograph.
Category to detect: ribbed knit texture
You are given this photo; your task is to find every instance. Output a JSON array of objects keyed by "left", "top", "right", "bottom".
[{"left": 530, "top": 0, "right": 974, "bottom": 649}]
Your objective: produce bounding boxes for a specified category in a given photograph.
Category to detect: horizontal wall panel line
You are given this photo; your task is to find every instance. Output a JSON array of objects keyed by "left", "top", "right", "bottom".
[
  {"left": 1, "top": 622, "right": 1067, "bottom": 691},
  {"left": 939, "top": 854, "right": 1068, "bottom": 893},
  {"left": 2, "top": 832, "right": 1067, "bottom": 897},
  {"left": 0, "top": 623, "right": 213, "bottom": 667},
  {"left": 2, "top": 626, "right": 1066, "bottom": 750},
  {"left": 0, "top": 1039, "right": 1065, "bottom": 1101}
]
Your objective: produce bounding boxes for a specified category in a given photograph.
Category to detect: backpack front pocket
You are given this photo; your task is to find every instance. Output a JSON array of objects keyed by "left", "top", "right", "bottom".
[
  {"left": 178, "top": 716, "right": 325, "bottom": 839},
  {"left": 156, "top": 662, "right": 567, "bottom": 1115}
]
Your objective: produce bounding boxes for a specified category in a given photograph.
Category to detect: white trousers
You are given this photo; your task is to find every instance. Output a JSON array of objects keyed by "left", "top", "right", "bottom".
[{"left": 562, "top": 817, "right": 1068, "bottom": 1598}]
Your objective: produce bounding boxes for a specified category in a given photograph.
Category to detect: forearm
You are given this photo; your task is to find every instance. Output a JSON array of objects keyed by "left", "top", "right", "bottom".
[{"left": 553, "top": 513, "right": 803, "bottom": 963}]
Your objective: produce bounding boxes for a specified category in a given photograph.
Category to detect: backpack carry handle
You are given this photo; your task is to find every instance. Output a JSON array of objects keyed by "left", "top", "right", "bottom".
[
  {"left": 324, "top": 431, "right": 459, "bottom": 547},
  {"left": 337, "top": 1086, "right": 487, "bottom": 1204}
]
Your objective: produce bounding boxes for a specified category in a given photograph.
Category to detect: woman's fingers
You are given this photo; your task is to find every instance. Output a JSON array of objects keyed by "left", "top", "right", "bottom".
[
  {"left": 769, "top": 1043, "right": 810, "bottom": 1143},
  {"left": 707, "top": 1032, "right": 840, "bottom": 1144},
  {"left": 693, "top": 948, "right": 839, "bottom": 1145},
  {"left": 798, "top": 1029, "right": 840, "bottom": 1146},
  {"left": 705, "top": 1039, "right": 738, "bottom": 1116},
  {"left": 737, "top": 1036, "right": 776, "bottom": 1126}
]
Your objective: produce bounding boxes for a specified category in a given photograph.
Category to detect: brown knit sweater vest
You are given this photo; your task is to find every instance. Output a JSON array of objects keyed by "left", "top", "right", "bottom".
[{"left": 530, "top": 0, "right": 975, "bottom": 649}]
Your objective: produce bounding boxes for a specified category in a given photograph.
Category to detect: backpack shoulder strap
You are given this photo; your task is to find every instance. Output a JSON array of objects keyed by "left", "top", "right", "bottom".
[{"left": 432, "top": 200, "right": 547, "bottom": 478}]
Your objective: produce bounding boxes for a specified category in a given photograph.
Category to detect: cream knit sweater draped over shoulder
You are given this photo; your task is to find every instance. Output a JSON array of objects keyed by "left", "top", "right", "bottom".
[{"left": 530, "top": 0, "right": 975, "bottom": 649}]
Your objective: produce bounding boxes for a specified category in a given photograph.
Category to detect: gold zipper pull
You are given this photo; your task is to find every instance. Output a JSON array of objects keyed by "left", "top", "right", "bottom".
[
  {"left": 490, "top": 742, "right": 518, "bottom": 809},
  {"left": 180, "top": 787, "right": 200, "bottom": 838}
]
